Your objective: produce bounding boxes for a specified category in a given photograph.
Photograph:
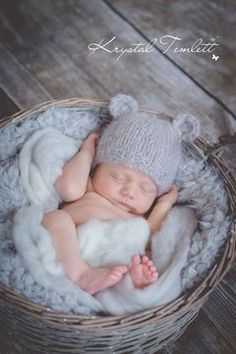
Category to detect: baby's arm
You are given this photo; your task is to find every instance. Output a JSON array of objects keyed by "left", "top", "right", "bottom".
[
  {"left": 55, "top": 133, "right": 98, "bottom": 201},
  {"left": 147, "top": 185, "right": 178, "bottom": 236}
]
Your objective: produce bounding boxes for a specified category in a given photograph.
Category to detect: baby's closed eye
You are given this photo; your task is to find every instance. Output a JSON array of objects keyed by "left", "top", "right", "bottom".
[
  {"left": 111, "top": 173, "right": 126, "bottom": 183},
  {"left": 139, "top": 183, "right": 156, "bottom": 194}
]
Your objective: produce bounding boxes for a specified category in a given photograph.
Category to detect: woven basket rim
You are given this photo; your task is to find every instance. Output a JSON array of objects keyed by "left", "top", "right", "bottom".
[{"left": 0, "top": 97, "right": 236, "bottom": 330}]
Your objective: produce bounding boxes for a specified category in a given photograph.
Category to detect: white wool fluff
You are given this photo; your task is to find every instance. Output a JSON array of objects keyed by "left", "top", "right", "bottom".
[
  {"left": 19, "top": 128, "right": 80, "bottom": 211},
  {"left": 96, "top": 207, "right": 197, "bottom": 315},
  {"left": 78, "top": 217, "right": 150, "bottom": 267},
  {"left": 12, "top": 202, "right": 196, "bottom": 315}
]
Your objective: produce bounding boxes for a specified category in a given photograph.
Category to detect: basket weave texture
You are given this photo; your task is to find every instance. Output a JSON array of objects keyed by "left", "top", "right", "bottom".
[{"left": 0, "top": 98, "right": 236, "bottom": 354}]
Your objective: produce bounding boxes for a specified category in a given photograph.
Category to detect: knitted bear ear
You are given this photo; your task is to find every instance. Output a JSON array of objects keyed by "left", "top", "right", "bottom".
[
  {"left": 108, "top": 94, "right": 138, "bottom": 120},
  {"left": 173, "top": 114, "right": 201, "bottom": 142}
]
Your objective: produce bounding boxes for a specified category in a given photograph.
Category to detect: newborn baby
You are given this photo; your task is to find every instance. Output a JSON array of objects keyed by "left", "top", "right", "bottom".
[
  {"left": 42, "top": 94, "right": 200, "bottom": 295},
  {"left": 43, "top": 134, "right": 178, "bottom": 294}
]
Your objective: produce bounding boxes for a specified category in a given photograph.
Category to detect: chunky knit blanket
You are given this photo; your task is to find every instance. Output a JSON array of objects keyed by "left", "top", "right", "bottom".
[{"left": 0, "top": 107, "right": 230, "bottom": 315}]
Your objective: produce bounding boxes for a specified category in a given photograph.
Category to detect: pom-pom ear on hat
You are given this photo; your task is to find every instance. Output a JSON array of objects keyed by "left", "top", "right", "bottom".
[
  {"left": 173, "top": 114, "right": 201, "bottom": 142},
  {"left": 109, "top": 94, "right": 138, "bottom": 120}
]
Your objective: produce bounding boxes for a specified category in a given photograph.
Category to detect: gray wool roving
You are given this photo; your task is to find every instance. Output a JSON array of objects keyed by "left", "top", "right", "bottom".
[
  {"left": 96, "top": 94, "right": 201, "bottom": 196},
  {"left": 0, "top": 102, "right": 231, "bottom": 314}
]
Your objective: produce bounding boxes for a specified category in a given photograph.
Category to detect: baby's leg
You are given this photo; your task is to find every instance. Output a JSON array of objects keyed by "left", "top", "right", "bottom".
[
  {"left": 42, "top": 210, "right": 128, "bottom": 294},
  {"left": 129, "top": 254, "right": 158, "bottom": 289}
]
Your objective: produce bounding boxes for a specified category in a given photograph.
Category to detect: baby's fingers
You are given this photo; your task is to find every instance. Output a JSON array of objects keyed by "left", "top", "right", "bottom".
[{"left": 86, "top": 133, "right": 99, "bottom": 144}]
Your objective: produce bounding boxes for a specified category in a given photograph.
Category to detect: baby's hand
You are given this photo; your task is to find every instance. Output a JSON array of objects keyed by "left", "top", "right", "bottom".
[
  {"left": 157, "top": 185, "right": 179, "bottom": 207},
  {"left": 147, "top": 185, "right": 178, "bottom": 236},
  {"left": 80, "top": 133, "right": 99, "bottom": 158}
]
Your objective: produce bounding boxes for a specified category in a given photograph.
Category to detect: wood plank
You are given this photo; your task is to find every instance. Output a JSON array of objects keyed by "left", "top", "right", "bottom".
[
  {"left": 0, "top": 8, "right": 108, "bottom": 101},
  {"left": 0, "top": 6, "right": 54, "bottom": 109},
  {"left": 27, "top": 0, "right": 236, "bottom": 134},
  {"left": 165, "top": 309, "right": 235, "bottom": 354},
  {"left": 1, "top": 0, "right": 235, "bottom": 143},
  {"left": 1, "top": 0, "right": 235, "bottom": 174},
  {"left": 106, "top": 0, "right": 236, "bottom": 113},
  {"left": 202, "top": 278, "right": 236, "bottom": 348},
  {"left": 166, "top": 261, "right": 236, "bottom": 353},
  {"left": 0, "top": 86, "right": 18, "bottom": 119},
  {"left": 0, "top": 0, "right": 233, "bottom": 141},
  {"left": 0, "top": 42, "right": 52, "bottom": 108},
  {"left": 37, "top": 0, "right": 236, "bottom": 174},
  {"left": 221, "top": 261, "right": 236, "bottom": 295}
]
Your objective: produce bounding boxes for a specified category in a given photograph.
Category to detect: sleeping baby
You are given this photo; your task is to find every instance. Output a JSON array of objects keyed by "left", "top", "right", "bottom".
[{"left": 42, "top": 94, "right": 200, "bottom": 295}]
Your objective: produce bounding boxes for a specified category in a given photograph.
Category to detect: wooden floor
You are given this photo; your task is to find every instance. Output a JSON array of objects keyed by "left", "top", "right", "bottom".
[{"left": 0, "top": 0, "right": 235, "bottom": 353}]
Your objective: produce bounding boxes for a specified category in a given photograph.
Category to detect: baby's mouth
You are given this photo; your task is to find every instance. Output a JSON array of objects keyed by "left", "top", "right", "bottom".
[{"left": 117, "top": 200, "right": 132, "bottom": 211}]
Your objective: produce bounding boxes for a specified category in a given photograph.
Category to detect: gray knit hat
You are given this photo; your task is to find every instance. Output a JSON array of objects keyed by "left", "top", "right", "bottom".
[{"left": 95, "top": 94, "right": 200, "bottom": 196}]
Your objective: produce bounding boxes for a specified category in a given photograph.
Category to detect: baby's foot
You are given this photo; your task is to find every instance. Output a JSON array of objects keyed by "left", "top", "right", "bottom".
[
  {"left": 78, "top": 265, "right": 128, "bottom": 294},
  {"left": 129, "top": 254, "right": 158, "bottom": 289}
]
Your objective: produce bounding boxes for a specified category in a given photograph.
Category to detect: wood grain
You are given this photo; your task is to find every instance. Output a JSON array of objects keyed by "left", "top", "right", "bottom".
[
  {"left": 106, "top": 0, "right": 236, "bottom": 113},
  {"left": 22, "top": 0, "right": 236, "bottom": 174},
  {"left": 0, "top": 41, "right": 52, "bottom": 108},
  {"left": 166, "top": 309, "right": 235, "bottom": 354},
  {"left": 0, "top": 0, "right": 234, "bottom": 142},
  {"left": 0, "top": 6, "right": 108, "bottom": 104},
  {"left": 0, "top": 86, "right": 18, "bottom": 118}
]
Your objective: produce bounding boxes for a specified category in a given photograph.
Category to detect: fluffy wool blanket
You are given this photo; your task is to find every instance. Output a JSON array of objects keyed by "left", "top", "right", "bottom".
[
  {"left": 12, "top": 128, "right": 197, "bottom": 315},
  {"left": 0, "top": 107, "right": 230, "bottom": 316}
]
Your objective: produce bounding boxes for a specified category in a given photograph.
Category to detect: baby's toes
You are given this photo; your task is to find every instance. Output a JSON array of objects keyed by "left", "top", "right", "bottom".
[
  {"left": 111, "top": 272, "right": 122, "bottom": 282},
  {"left": 142, "top": 256, "right": 149, "bottom": 264},
  {"left": 150, "top": 265, "right": 156, "bottom": 272},
  {"left": 113, "top": 266, "right": 128, "bottom": 276},
  {"left": 151, "top": 271, "right": 159, "bottom": 282},
  {"left": 150, "top": 264, "right": 158, "bottom": 278},
  {"left": 118, "top": 265, "right": 129, "bottom": 274},
  {"left": 109, "top": 269, "right": 125, "bottom": 282},
  {"left": 141, "top": 256, "right": 154, "bottom": 269},
  {"left": 146, "top": 265, "right": 158, "bottom": 281},
  {"left": 143, "top": 263, "right": 157, "bottom": 280},
  {"left": 147, "top": 260, "right": 154, "bottom": 269},
  {"left": 131, "top": 254, "right": 141, "bottom": 266}
]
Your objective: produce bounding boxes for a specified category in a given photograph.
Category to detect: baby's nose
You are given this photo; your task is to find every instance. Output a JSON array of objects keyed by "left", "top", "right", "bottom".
[{"left": 121, "top": 183, "right": 136, "bottom": 199}]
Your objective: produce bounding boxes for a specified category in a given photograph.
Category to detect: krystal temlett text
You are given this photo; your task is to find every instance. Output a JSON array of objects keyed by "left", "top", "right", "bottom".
[{"left": 88, "top": 35, "right": 219, "bottom": 60}]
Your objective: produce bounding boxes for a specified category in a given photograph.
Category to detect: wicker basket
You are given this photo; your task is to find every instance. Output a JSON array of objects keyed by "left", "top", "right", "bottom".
[{"left": 0, "top": 98, "right": 236, "bottom": 354}]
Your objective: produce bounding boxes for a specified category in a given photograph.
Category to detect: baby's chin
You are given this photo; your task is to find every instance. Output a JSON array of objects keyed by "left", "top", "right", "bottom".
[
  {"left": 116, "top": 201, "right": 146, "bottom": 215},
  {"left": 112, "top": 200, "right": 135, "bottom": 214}
]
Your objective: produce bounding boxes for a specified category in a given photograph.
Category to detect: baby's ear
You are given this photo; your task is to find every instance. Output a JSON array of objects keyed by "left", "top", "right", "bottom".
[
  {"left": 108, "top": 94, "right": 138, "bottom": 119},
  {"left": 173, "top": 114, "right": 201, "bottom": 142}
]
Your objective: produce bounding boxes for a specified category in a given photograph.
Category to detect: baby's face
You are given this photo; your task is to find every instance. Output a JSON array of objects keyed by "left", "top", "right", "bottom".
[{"left": 92, "top": 163, "right": 157, "bottom": 215}]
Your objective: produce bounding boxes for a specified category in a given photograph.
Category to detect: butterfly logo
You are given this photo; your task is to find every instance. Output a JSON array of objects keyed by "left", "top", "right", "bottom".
[{"left": 212, "top": 53, "right": 219, "bottom": 61}]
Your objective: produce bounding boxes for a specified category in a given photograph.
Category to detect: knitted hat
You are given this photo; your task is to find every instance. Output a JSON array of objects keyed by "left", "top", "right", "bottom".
[{"left": 95, "top": 94, "right": 200, "bottom": 197}]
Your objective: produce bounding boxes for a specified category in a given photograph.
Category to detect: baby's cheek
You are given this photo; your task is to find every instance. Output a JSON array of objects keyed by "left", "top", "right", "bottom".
[{"left": 137, "top": 196, "right": 151, "bottom": 213}]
